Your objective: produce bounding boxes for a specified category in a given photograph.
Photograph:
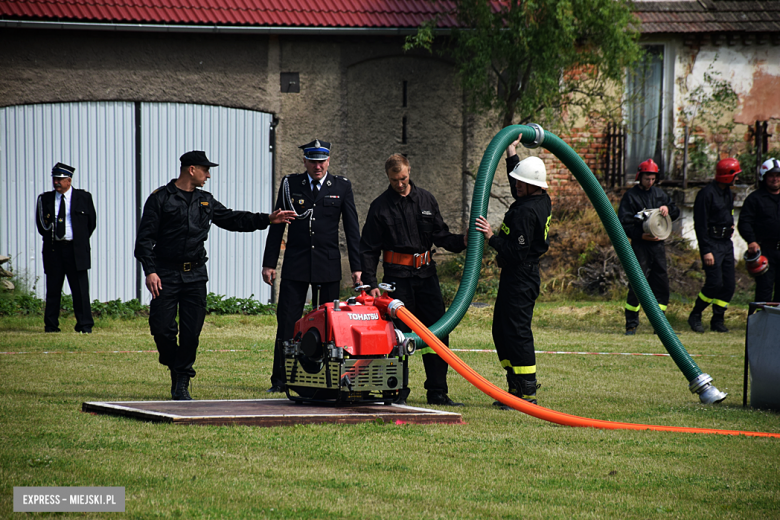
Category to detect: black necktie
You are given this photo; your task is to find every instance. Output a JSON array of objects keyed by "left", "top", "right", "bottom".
[
  {"left": 56, "top": 195, "right": 66, "bottom": 239},
  {"left": 312, "top": 180, "right": 320, "bottom": 199}
]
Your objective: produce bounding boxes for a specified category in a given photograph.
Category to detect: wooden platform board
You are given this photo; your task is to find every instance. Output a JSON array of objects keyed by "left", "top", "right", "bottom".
[{"left": 82, "top": 399, "right": 464, "bottom": 427}]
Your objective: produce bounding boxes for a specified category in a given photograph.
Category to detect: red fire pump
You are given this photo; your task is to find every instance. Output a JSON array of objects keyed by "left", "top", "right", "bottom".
[{"left": 283, "top": 284, "right": 416, "bottom": 404}]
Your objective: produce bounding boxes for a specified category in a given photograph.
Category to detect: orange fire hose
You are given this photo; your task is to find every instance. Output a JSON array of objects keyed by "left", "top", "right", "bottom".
[{"left": 396, "top": 306, "right": 780, "bottom": 439}]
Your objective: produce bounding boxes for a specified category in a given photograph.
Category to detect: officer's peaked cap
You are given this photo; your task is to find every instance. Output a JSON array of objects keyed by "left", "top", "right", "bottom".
[
  {"left": 180, "top": 150, "right": 219, "bottom": 167},
  {"left": 300, "top": 139, "right": 331, "bottom": 161},
  {"left": 52, "top": 162, "right": 75, "bottom": 178}
]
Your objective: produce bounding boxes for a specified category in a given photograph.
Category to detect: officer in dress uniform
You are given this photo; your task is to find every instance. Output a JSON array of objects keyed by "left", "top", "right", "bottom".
[
  {"left": 35, "top": 162, "right": 96, "bottom": 333},
  {"left": 360, "top": 154, "right": 467, "bottom": 406},
  {"left": 262, "top": 140, "right": 362, "bottom": 393},
  {"left": 135, "top": 151, "right": 294, "bottom": 400}
]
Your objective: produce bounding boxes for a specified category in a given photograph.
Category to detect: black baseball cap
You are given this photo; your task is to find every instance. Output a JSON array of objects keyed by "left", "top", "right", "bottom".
[{"left": 180, "top": 151, "right": 219, "bottom": 167}]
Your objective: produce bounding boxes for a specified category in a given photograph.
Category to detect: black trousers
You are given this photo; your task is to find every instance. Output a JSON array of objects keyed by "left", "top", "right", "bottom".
[
  {"left": 625, "top": 240, "right": 669, "bottom": 329},
  {"left": 383, "top": 273, "right": 450, "bottom": 394},
  {"left": 493, "top": 263, "right": 540, "bottom": 380},
  {"left": 44, "top": 241, "right": 93, "bottom": 332},
  {"left": 149, "top": 279, "right": 207, "bottom": 378},
  {"left": 755, "top": 248, "right": 780, "bottom": 303},
  {"left": 271, "top": 279, "right": 340, "bottom": 387},
  {"left": 699, "top": 239, "right": 735, "bottom": 308}
]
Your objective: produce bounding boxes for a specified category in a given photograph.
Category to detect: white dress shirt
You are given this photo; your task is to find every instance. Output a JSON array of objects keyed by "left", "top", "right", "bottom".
[{"left": 54, "top": 187, "right": 74, "bottom": 241}]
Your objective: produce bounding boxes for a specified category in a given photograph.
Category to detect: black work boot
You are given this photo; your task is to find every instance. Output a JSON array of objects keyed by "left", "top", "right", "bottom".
[
  {"left": 173, "top": 374, "right": 192, "bottom": 401},
  {"left": 493, "top": 372, "right": 517, "bottom": 407},
  {"left": 687, "top": 312, "right": 705, "bottom": 333},
  {"left": 498, "top": 376, "right": 539, "bottom": 409},
  {"left": 710, "top": 306, "right": 729, "bottom": 333},
  {"left": 427, "top": 391, "right": 464, "bottom": 406},
  {"left": 169, "top": 369, "right": 178, "bottom": 399}
]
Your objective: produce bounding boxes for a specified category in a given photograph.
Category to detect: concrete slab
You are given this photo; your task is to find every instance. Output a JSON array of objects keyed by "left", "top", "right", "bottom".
[{"left": 82, "top": 399, "right": 464, "bottom": 427}]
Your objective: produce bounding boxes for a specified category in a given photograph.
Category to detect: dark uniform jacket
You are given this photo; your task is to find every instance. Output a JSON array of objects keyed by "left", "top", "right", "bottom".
[
  {"left": 489, "top": 192, "right": 552, "bottom": 268},
  {"left": 738, "top": 187, "right": 780, "bottom": 249},
  {"left": 135, "top": 179, "right": 270, "bottom": 283},
  {"left": 263, "top": 172, "right": 361, "bottom": 284},
  {"left": 618, "top": 184, "right": 681, "bottom": 242},
  {"left": 360, "top": 181, "right": 466, "bottom": 288},
  {"left": 693, "top": 181, "right": 735, "bottom": 256},
  {"left": 36, "top": 188, "right": 96, "bottom": 272}
]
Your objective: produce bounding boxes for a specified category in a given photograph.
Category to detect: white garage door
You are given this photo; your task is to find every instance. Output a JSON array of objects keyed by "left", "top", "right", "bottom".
[{"left": 0, "top": 102, "right": 274, "bottom": 305}]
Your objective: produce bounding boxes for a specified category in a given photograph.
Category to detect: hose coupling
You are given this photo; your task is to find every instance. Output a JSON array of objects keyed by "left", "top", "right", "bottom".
[
  {"left": 522, "top": 123, "right": 545, "bottom": 149},
  {"left": 688, "top": 373, "right": 727, "bottom": 404},
  {"left": 386, "top": 299, "right": 405, "bottom": 319}
]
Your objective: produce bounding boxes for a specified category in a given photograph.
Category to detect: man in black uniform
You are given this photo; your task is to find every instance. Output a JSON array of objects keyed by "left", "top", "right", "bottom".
[
  {"left": 135, "top": 151, "right": 294, "bottom": 400},
  {"left": 360, "top": 154, "right": 467, "bottom": 406},
  {"left": 262, "top": 140, "right": 362, "bottom": 393},
  {"left": 688, "top": 158, "right": 740, "bottom": 333},
  {"left": 35, "top": 162, "right": 97, "bottom": 333},
  {"left": 738, "top": 158, "right": 780, "bottom": 303},
  {"left": 475, "top": 136, "right": 551, "bottom": 406},
  {"left": 618, "top": 159, "right": 680, "bottom": 335}
]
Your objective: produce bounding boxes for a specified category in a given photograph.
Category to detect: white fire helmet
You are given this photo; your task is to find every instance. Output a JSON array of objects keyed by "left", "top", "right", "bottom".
[
  {"left": 509, "top": 156, "right": 548, "bottom": 189},
  {"left": 759, "top": 158, "right": 780, "bottom": 181}
]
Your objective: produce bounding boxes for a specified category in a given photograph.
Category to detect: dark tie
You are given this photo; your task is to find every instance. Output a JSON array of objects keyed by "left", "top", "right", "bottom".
[
  {"left": 56, "top": 195, "right": 66, "bottom": 240},
  {"left": 312, "top": 180, "right": 320, "bottom": 199}
]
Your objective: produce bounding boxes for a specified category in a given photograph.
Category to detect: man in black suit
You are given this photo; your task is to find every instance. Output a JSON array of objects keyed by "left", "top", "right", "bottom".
[
  {"left": 262, "top": 139, "right": 362, "bottom": 393},
  {"left": 35, "top": 162, "right": 97, "bottom": 333}
]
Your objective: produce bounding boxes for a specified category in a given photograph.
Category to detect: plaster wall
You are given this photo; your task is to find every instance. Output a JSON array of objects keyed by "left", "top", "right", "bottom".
[{"left": 672, "top": 41, "right": 780, "bottom": 159}]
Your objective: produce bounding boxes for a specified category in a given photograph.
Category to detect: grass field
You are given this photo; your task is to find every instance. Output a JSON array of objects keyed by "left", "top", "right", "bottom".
[{"left": 2, "top": 301, "right": 779, "bottom": 519}]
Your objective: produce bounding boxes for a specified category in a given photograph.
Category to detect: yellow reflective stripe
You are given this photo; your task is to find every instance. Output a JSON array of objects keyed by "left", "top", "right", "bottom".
[
  {"left": 658, "top": 303, "right": 668, "bottom": 311},
  {"left": 418, "top": 346, "right": 435, "bottom": 355},
  {"left": 544, "top": 214, "right": 552, "bottom": 240},
  {"left": 712, "top": 299, "right": 729, "bottom": 308},
  {"left": 500, "top": 360, "right": 536, "bottom": 375},
  {"left": 698, "top": 292, "right": 714, "bottom": 304},
  {"left": 625, "top": 302, "right": 641, "bottom": 312}
]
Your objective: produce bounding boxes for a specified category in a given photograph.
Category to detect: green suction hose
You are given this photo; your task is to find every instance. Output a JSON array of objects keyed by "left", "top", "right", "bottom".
[{"left": 407, "top": 124, "right": 727, "bottom": 404}]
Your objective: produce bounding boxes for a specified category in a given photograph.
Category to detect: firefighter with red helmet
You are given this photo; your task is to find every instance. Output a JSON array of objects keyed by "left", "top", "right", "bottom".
[
  {"left": 688, "top": 158, "right": 740, "bottom": 333},
  {"left": 618, "top": 159, "right": 680, "bottom": 335},
  {"left": 738, "top": 158, "right": 780, "bottom": 303}
]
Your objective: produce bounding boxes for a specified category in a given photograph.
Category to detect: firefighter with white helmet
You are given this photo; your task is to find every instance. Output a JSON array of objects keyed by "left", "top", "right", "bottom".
[
  {"left": 475, "top": 135, "right": 552, "bottom": 406},
  {"left": 688, "top": 158, "right": 740, "bottom": 333},
  {"left": 738, "top": 158, "right": 780, "bottom": 303},
  {"left": 618, "top": 158, "right": 680, "bottom": 335}
]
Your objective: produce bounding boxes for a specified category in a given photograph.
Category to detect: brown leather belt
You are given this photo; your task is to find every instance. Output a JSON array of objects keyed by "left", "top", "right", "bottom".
[{"left": 383, "top": 250, "right": 432, "bottom": 269}]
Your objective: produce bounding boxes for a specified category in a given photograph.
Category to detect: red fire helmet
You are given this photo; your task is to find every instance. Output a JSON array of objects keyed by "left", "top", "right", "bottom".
[
  {"left": 715, "top": 158, "right": 741, "bottom": 184},
  {"left": 744, "top": 250, "right": 769, "bottom": 277},
  {"left": 635, "top": 158, "right": 659, "bottom": 181}
]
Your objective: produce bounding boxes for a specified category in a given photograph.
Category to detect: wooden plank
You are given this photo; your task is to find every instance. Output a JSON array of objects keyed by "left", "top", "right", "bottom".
[{"left": 82, "top": 399, "right": 463, "bottom": 427}]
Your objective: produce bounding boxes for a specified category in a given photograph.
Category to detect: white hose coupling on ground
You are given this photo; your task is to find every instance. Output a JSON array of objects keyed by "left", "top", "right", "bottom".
[{"left": 689, "top": 373, "right": 728, "bottom": 404}]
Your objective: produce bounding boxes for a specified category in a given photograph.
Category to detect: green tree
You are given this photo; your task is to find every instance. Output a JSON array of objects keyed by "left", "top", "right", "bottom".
[{"left": 405, "top": 0, "right": 643, "bottom": 129}]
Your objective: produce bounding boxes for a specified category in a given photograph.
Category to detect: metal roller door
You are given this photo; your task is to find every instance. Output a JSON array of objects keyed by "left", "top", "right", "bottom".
[{"left": 0, "top": 102, "right": 273, "bottom": 305}]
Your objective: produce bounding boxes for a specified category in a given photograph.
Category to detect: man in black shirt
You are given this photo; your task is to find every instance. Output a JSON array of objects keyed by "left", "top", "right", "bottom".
[
  {"left": 688, "top": 158, "right": 740, "bottom": 333},
  {"left": 360, "top": 154, "right": 466, "bottom": 406},
  {"left": 475, "top": 135, "right": 551, "bottom": 406},
  {"left": 738, "top": 158, "right": 780, "bottom": 303},
  {"left": 135, "top": 151, "right": 294, "bottom": 400},
  {"left": 617, "top": 159, "right": 680, "bottom": 335}
]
